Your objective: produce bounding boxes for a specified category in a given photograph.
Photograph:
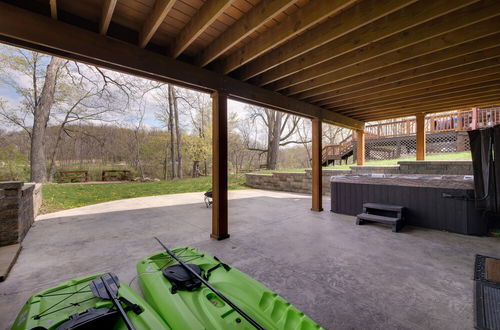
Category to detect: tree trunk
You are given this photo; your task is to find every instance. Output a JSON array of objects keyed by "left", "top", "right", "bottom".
[
  {"left": 30, "top": 56, "right": 63, "bottom": 183},
  {"left": 192, "top": 160, "right": 199, "bottom": 178},
  {"left": 171, "top": 86, "right": 182, "bottom": 179},
  {"left": 267, "top": 111, "right": 282, "bottom": 170},
  {"left": 167, "top": 85, "right": 176, "bottom": 179}
]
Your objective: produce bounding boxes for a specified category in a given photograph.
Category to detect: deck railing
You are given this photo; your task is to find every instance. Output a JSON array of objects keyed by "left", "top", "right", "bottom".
[
  {"left": 364, "top": 107, "right": 500, "bottom": 138},
  {"left": 322, "top": 107, "right": 500, "bottom": 160}
]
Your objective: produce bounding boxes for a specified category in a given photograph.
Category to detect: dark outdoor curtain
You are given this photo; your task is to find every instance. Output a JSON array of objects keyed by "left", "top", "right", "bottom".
[{"left": 468, "top": 125, "right": 499, "bottom": 212}]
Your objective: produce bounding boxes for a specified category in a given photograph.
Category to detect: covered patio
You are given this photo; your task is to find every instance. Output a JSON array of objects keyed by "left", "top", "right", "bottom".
[
  {"left": 1, "top": 1, "right": 500, "bottom": 328},
  {"left": 0, "top": 190, "right": 498, "bottom": 329},
  {"left": 1, "top": 0, "right": 500, "bottom": 240}
]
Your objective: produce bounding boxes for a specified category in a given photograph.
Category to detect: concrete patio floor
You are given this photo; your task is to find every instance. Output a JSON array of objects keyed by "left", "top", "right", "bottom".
[{"left": 0, "top": 189, "right": 498, "bottom": 329}]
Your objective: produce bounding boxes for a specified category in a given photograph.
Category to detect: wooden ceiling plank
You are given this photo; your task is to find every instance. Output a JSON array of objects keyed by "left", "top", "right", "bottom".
[
  {"left": 139, "top": 0, "right": 176, "bottom": 48},
  {"left": 306, "top": 35, "right": 500, "bottom": 103},
  {"left": 0, "top": 2, "right": 363, "bottom": 130},
  {"left": 170, "top": 0, "right": 234, "bottom": 58},
  {"left": 215, "top": 0, "right": 357, "bottom": 74},
  {"left": 343, "top": 92, "right": 500, "bottom": 118},
  {"left": 352, "top": 96, "right": 500, "bottom": 121},
  {"left": 250, "top": 0, "right": 477, "bottom": 85},
  {"left": 279, "top": 16, "right": 500, "bottom": 97},
  {"left": 238, "top": 0, "right": 417, "bottom": 81},
  {"left": 318, "top": 54, "right": 500, "bottom": 107},
  {"left": 341, "top": 79, "right": 500, "bottom": 113},
  {"left": 196, "top": 0, "right": 294, "bottom": 67},
  {"left": 49, "top": 0, "right": 57, "bottom": 19},
  {"left": 99, "top": 0, "right": 118, "bottom": 35},
  {"left": 269, "top": 0, "right": 500, "bottom": 93}
]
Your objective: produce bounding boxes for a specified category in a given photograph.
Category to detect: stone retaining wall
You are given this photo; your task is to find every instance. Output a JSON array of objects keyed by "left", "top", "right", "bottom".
[
  {"left": 398, "top": 160, "right": 473, "bottom": 175},
  {"left": 245, "top": 161, "right": 473, "bottom": 195},
  {"left": 0, "top": 182, "right": 42, "bottom": 246}
]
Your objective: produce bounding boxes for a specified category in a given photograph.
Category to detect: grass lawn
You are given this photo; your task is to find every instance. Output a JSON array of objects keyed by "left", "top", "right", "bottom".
[
  {"left": 41, "top": 174, "right": 247, "bottom": 214},
  {"left": 254, "top": 151, "right": 472, "bottom": 173}
]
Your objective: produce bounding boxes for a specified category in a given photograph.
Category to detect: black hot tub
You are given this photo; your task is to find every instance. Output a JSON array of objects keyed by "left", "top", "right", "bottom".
[{"left": 330, "top": 174, "right": 488, "bottom": 235}]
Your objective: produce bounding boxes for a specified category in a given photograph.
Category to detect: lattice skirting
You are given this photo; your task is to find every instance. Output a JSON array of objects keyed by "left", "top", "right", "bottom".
[{"left": 353, "top": 131, "right": 470, "bottom": 161}]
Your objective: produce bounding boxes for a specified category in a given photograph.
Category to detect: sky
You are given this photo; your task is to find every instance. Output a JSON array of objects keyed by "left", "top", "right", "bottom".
[{"left": 0, "top": 43, "right": 253, "bottom": 132}]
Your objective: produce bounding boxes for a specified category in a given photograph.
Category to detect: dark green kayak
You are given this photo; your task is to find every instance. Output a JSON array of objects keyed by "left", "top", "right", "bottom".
[
  {"left": 11, "top": 273, "right": 169, "bottom": 330},
  {"left": 137, "top": 246, "right": 324, "bottom": 329}
]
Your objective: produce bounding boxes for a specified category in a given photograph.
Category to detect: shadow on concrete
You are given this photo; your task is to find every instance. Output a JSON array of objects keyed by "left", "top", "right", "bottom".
[{"left": 0, "top": 192, "right": 498, "bottom": 330}]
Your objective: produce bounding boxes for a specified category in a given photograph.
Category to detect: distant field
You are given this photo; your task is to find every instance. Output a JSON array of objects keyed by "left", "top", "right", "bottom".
[
  {"left": 254, "top": 151, "right": 472, "bottom": 173},
  {"left": 41, "top": 174, "right": 247, "bottom": 214}
]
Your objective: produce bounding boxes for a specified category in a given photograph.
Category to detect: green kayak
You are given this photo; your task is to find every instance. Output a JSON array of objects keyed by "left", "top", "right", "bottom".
[
  {"left": 11, "top": 272, "right": 169, "bottom": 330},
  {"left": 137, "top": 246, "right": 324, "bottom": 329}
]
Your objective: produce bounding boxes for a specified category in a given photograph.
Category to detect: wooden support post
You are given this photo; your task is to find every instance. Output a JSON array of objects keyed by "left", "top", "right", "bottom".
[
  {"left": 211, "top": 91, "right": 229, "bottom": 240},
  {"left": 416, "top": 113, "right": 426, "bottom": 161},
  {"left": 356, "top": 129, "right": 365, "bottom": 165},
  {"left": 471, "top": 107, "right": 478, "bottom": 129},
  {"left": 311, "top": 118, "right": 323, "bottom": 212}
]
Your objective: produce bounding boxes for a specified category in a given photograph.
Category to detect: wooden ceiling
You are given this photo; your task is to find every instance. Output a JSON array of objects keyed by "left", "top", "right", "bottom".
[{"left": 2, "top": 0, "right": 500, "bottom": 124}]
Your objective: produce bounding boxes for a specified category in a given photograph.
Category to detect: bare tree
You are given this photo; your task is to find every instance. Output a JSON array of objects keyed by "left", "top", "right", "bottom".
[{"left": 245, "top": 105, "right": 306, "bottom": 170}]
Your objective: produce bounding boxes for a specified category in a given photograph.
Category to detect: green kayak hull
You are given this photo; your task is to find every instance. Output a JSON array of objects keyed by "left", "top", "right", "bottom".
[
  {"left": 137, "top": 247, "right": 324, "bottom": 329},
  {"left": 11, "top": 273, "right": 170, "bottom": 330}
]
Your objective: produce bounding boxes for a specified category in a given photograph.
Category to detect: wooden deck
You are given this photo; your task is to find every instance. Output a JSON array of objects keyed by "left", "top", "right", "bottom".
[{"left": 322, "top": 107, "right": 500, "bottom": 165}]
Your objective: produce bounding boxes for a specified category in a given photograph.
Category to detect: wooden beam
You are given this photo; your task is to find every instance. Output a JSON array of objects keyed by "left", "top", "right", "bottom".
[
  {"left": 49, "top": 0, "right": 57, "bottom": 19},
  {"left": 298, "top": 33, "right": 500, "bottom": 102},
  {"left": 0, "top": 2, "right": 364, "bottom": 130},
  {"left": 352, "top": 94, "right": 500, "bottom": 121},
  {"left": 342, "top": 90, "right": 500, "bottom": 120},
  {"left": 356, "top": 129, "right": 365, "bottom": 165},
  {"left": 211, "top": 91, "right": 229, "bottom": 240},
  {"left": 311, "top": 118, "right": 323, "bottom": 212},
  {"left": 215, "top": 0, "right": 357, "bottom": 74},
  {"left": 196, "top": 0, "right": 293, "bottom": 67},
  {"left": 170, "top": 0, "right": 233, "bottom": 58},
  {"left": 327, "top": 64, "right": 500, "bottom": 110},
  {"left": 337, "top": 69, "right": 500, "bottom": 113},
  {"left": 271, "top": 2, "right": 500, "bottom": 94},
  {"left": 139, "top": 0, "right": 175, "bottom": 48},
  {"left": 355, "top": 99, "right": 500, "bottom": 121},
  {"left": 341, "top": 81, "right": 500, "bottom": 114},
  {"left": 238, "top": 0, "right": 416, "bottom": 81},
  {"left": 416, "top": 113, "right": 426, "bottom": 160},
  {"left": 338, "top": 79, "right": 500, "bottom": 112},
  {"left": 249, "top": 0, "right": 475, "bottom": 85},
  {"left": 99, "top": 0, "right": 117, "bottom": 35}
]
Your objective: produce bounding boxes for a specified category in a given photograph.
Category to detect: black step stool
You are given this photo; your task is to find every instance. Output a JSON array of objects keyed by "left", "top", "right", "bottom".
[{"left": 356, "top": 203, "right": 405, "bottom": 232}]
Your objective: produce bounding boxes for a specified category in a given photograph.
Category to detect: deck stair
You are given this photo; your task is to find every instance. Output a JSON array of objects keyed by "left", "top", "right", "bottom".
[{"left": 356, "top": 203, "right": 405, "bottom": 232}]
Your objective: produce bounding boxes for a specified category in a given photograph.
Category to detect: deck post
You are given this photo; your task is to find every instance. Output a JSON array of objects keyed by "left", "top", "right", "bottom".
[
  {"left": 211, "top": 91, "right": 229, "bottom": 240},
  {"left": 416, "top": 113, "right": 426, "bottom": 160},
  {"left": 471, "top": 107, "right": 478, "bottom": 130},
  {"left": 356, "top": 129, "right": 365, "bottom": 165},
  {"left": 311, "top": 118, "right": 323, "bottom": 212}
]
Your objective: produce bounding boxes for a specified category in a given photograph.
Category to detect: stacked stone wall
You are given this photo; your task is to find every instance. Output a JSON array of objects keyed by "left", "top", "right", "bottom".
[{"left": 245, "top": 161, "right": 473, "bottom": 194}]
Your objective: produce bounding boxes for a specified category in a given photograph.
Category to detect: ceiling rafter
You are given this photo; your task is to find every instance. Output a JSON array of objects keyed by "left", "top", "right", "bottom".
[
  {"left": 305, "top": 35, "right": 500, "bottom": 104},
  {"left": 214, "top": 0, "right": 357, "bottom": 74},
  {"left": 267, "top": 0, "right": 500, "bottom": 93},
  {"left": 237, "top": 0, "right": 417, "bottom": 81},
  {"left": 99, "top": 0, "right": 117, "bottom": 35},
  {"left": 196, "top": 0, "right": 294, "bottom": 67},
  {"left": 317, "top": 54, "right": 500, "bottom": 107},
  {"left": 353, "top": 96, "right": 500, "bottom": 121},
  {"left": 279, "top": 16, "right": 500, "bottom": 98},
  {"left": 139, "top": 0, "right": 176, "bottom": 48},
  {"left": 49, "top": 0, "right": 57, "bottom": 19},
  {"left": 170, "top": 0, "right": 234, "bottom": 58},
  {"left": 340, "top": 78, "right": 500, "bottom": 113},
  {"left": 341, "top": 92, "right": 500, "bottom": 118}
]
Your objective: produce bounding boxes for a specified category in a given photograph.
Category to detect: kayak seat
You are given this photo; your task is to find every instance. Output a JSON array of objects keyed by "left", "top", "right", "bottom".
[
  {"left": 162, "top": 264, "right": 202, "bottom": 294},
  {"left": 55, "top": 307, "right": 119, "bottom": 330}
]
